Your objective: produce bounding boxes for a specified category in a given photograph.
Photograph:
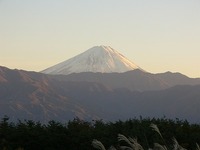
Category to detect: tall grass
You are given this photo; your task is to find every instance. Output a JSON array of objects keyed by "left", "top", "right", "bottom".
[{"left": 92, "top": 123, "right": 199, "bottom": 150}]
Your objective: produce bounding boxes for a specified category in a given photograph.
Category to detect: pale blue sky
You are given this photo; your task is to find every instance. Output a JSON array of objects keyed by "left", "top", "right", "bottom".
[{"left": 0, "top": 0, "right": 200, "bottom": 77}]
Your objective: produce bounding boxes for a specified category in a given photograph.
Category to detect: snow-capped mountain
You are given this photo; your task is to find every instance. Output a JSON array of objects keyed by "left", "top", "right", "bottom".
[{"left": 41, "top": 45, "right": 142, "bottom": 75}]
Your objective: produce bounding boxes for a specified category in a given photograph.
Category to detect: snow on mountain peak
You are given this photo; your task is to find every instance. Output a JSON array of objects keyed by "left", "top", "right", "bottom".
[{"left": 41, "top": 45, "right": 143, "bottom": 75}]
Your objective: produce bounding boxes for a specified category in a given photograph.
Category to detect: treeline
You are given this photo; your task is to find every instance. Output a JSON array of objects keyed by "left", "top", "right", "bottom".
[{"left": 0, "top": 116, "right": 200, "bottom": 150}]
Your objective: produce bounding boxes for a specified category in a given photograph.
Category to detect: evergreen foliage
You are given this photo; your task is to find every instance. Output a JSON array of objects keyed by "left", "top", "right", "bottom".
[{"left": 0, "top": 117, "right": 200, "bottom": 150}]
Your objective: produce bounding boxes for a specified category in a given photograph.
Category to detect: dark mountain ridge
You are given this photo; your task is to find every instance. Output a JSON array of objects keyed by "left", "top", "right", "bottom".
[
  {"left": 0, "top": 66, "right": 200, "bottom": 123},
  {"left": 52, "top": 69, "right": 200, "bottom": 91}
]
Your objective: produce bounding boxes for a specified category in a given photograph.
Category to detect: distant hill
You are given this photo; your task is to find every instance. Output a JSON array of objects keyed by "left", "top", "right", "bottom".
[
  {"left": 1, "top": 66, "right": 200, "bottom": 123},
  {"left": 52, "top": 69, "right": 200, "bottom": 91}
]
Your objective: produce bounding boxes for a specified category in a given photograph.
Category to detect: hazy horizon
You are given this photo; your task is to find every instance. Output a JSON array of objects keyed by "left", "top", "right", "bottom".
[{"left": 0, "top": 0, "right": 200, "bottom": 77}]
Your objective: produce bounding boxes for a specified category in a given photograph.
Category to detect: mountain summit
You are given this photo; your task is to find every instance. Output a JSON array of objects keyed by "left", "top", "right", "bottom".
[{"left": 41, "top": 45, "right": 142, "bottom": 75}]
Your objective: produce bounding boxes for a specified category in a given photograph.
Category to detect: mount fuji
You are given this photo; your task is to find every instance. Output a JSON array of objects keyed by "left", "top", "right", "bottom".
[{"left": 41, "top": 45, "right": 143, "bottom": 75}]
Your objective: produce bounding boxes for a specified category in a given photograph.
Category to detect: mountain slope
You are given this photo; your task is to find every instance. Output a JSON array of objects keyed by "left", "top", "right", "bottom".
[
  {"left": 52, "top": 70, "right": 200, "bottom": 91},
  {"left": 0, "top": 66, "right": 99, "bottom": 122},
  {"left": 1, "top": 66, "right": 200, "bottom": 123},
  {"left": 62, "top": 83, "right": 200, "bottom": 123},
  {"left": 41, "top": 45, "right": 142, "bottom": 75}
]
